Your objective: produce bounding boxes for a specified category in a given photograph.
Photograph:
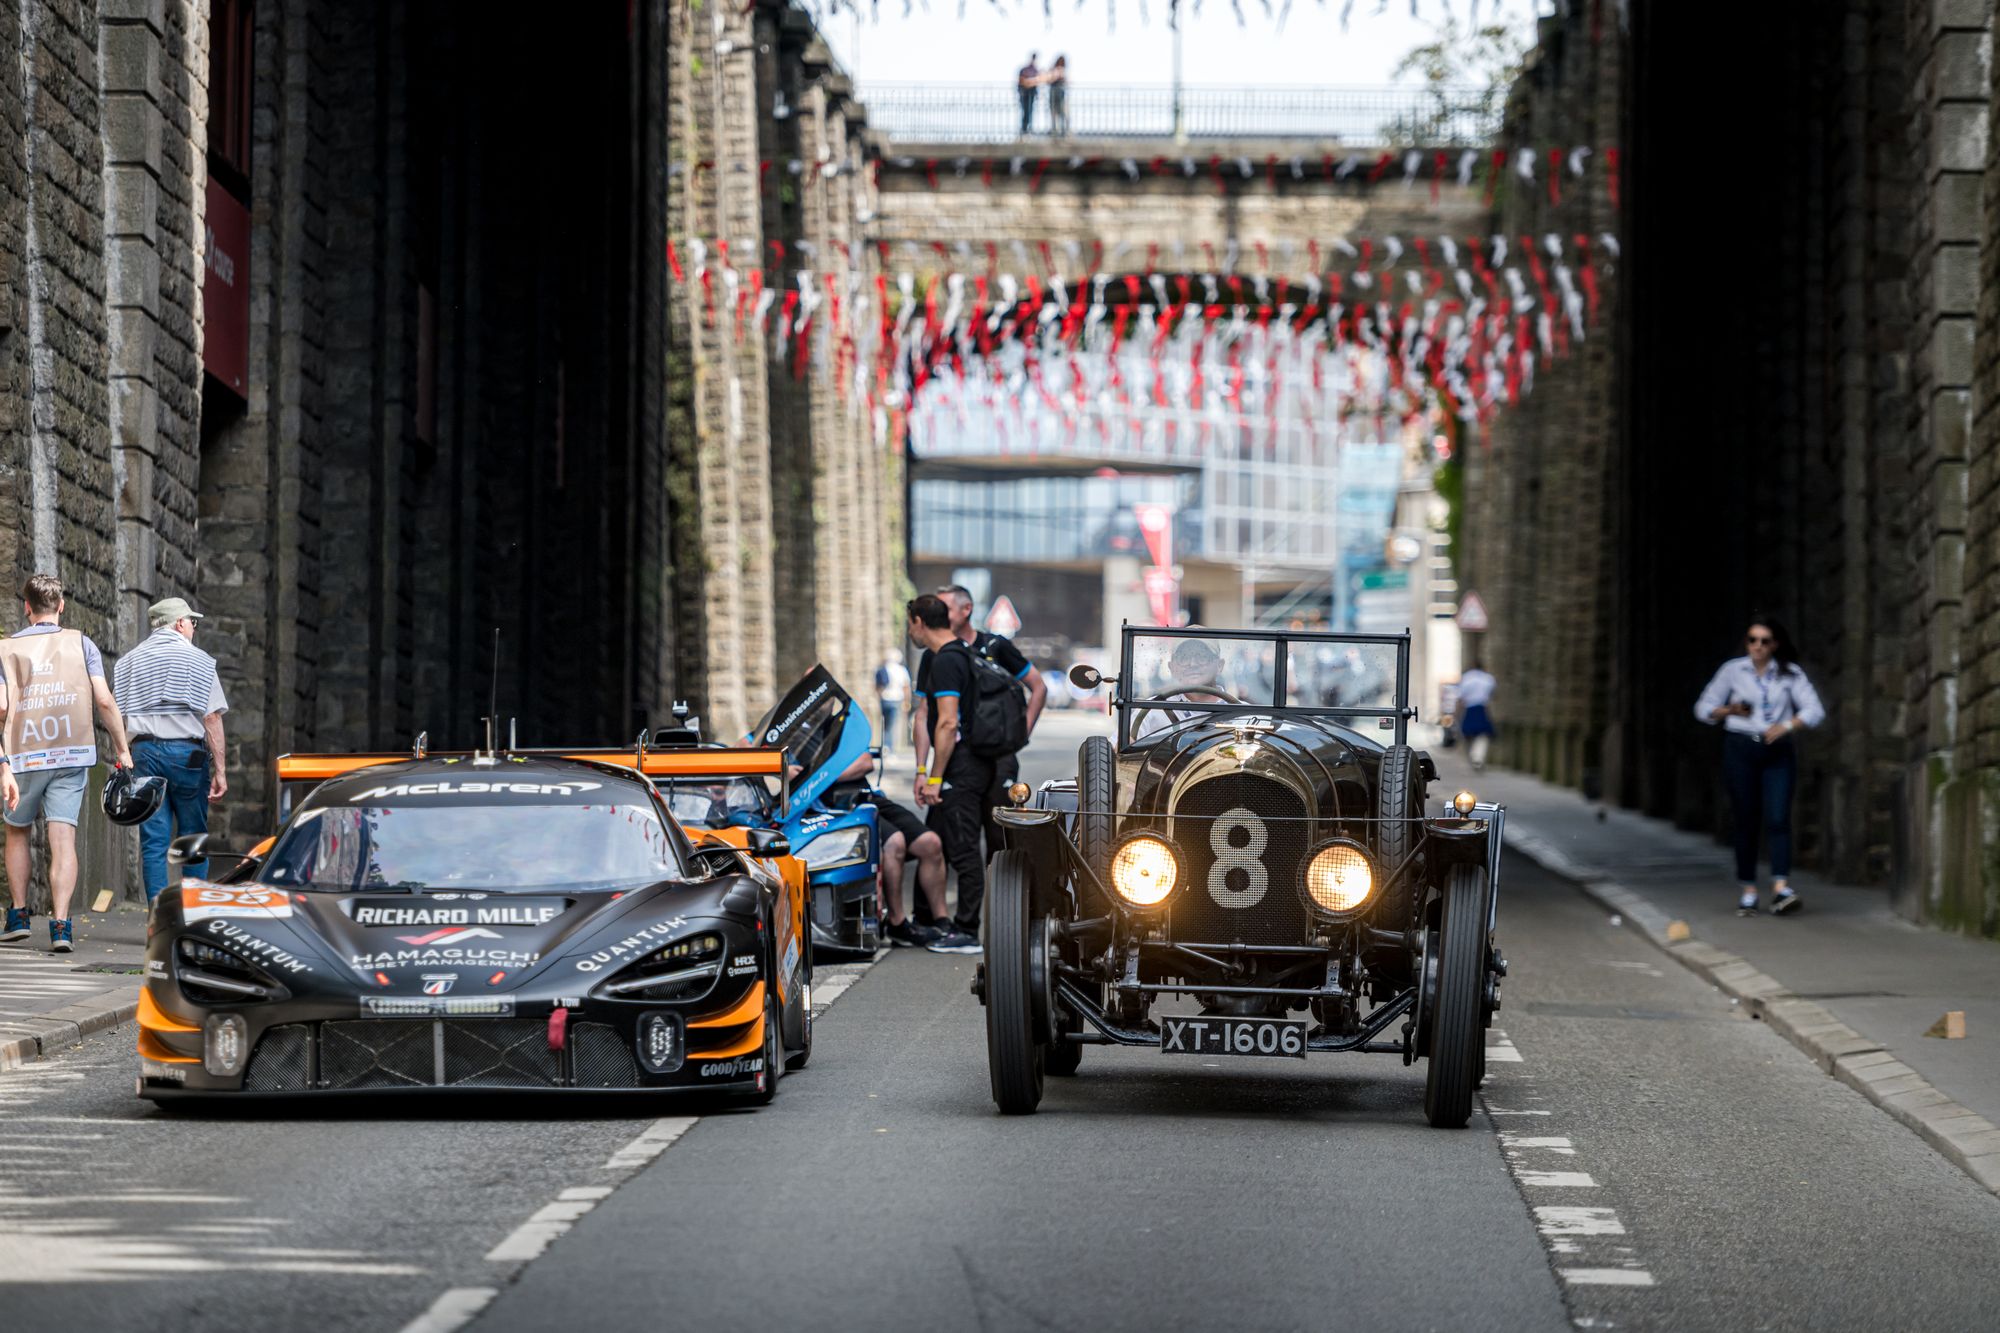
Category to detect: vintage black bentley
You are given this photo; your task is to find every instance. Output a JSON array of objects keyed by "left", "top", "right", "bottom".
[{"left": 977, "top": 625, "right": 1506, "bottom": 1127}]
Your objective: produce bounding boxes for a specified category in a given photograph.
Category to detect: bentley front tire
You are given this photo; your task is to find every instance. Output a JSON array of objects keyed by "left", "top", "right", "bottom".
[
  {"left": 1423, "top": 864, "right": 1489, "bottom": 1128},
  {"left": 985, "top": 849, "right": 1046, "bottom": 1113},
  {"left": 1076, "top": 735, "right": 1116, "bottom": 895}
]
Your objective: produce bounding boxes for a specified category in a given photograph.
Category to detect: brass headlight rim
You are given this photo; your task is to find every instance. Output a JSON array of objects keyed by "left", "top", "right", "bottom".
[
  {"left": 1296, "top": 836, "right": 1379, "bottom": 922},
  {"left": 1107, "top": 831, "right": 1184, "bottom": 912}
]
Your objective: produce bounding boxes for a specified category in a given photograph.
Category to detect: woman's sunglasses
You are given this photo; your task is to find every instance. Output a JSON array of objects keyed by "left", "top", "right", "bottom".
[{"left": 1746, "top": 635, "right": 1774, "bottom": 646}]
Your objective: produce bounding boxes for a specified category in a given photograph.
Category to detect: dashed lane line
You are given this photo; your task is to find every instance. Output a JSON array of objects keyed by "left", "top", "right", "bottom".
[
  {"left": 483, "top": 1187, "right": 617, "bottom": 1263},
  {"left": 400, "top": 1288, "right": 500, "bottom": 1333},
  {"left": 402, "top": 950, "right": 888, "bottom": 1333},
  {"left": 1482, "top": 1030, "right": 1658, "bottom": 1294}
]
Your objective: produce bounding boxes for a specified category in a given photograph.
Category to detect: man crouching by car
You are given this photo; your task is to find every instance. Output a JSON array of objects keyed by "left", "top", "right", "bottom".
[{"left": 906, "top": 595, "right": 982, "bottom": 954}]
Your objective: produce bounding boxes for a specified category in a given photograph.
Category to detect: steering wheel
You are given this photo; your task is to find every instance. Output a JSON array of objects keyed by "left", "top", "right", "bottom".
[
  {"left": 1146, "top": 687, "right": 1243, "bottom": 707},
  {"left": 1136, "top": 686, "right": 1243, "bottom": 735}
]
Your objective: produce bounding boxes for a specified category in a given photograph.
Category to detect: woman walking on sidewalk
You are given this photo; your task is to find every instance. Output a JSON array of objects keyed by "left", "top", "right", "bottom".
[{"left": 1694, "top": 616, "right": 1825, "bottom": 917}]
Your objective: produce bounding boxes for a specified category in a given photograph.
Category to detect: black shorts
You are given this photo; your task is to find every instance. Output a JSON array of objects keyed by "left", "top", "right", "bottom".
[{"left": 870, "top": 797, "right": 928, "bottom": 844}]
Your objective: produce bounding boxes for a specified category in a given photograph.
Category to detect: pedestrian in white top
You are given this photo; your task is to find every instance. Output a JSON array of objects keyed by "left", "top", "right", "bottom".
[
  {"left": 1456, "top": 661, "right": 1497, "bottom": 771},
  {"left": 1693, "top": 616, "right": 1825, "bottom": 916},
  {"left": 875, "top": 653, "right": 912, "bottom": 753}
]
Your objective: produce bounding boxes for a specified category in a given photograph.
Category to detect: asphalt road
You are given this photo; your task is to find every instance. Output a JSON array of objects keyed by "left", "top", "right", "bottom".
[{"left": 6, "top": 714, "right": 2000, "bottom": 1331}]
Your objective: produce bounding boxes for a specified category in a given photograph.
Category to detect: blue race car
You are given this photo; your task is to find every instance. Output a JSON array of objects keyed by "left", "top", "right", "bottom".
[{"left": 656, "top": 667, "right": 886, "bottom": 959}]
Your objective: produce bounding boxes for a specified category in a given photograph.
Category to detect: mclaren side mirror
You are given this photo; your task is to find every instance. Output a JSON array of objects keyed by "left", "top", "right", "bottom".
[
  {"left": 748, "top": 828, "right": 791, "bottom": 857},
  {"left": 1068, "top": 663, "right": 1104, "bottom": 691},
  {"left": 167, "top": 833, "right": 210, "bottom": 865}
]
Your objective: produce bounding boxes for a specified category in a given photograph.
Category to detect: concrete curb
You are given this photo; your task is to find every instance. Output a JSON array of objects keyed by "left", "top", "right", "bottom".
[
  {"left": 1504, "top": 824, "right": 2000, "bottom": 1198},
  {"left": 0, "top": 984, "right": 142, "bottom": 1072}
]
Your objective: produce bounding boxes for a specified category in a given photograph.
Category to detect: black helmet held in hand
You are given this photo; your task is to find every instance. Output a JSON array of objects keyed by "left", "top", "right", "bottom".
[{"left": 102, "top": 766, "right": 166, "bottom": 826}]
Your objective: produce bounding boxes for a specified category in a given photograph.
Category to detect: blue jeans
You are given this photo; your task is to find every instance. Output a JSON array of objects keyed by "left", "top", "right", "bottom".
[
  {"left": 135, "top": 739, "right": 210, "bottom": 901},
  {"left": 1722, "top": 733, "right": 1796, "bottom": 883}
]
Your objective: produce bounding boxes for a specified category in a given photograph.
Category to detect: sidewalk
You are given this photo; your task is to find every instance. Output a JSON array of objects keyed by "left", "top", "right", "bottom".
[
  {"left": 0, "top": 905, "right": 148, "bottom": 1069},
  {"left": 1449, "top": 754, "right": 2000, "bottom": 1196}
]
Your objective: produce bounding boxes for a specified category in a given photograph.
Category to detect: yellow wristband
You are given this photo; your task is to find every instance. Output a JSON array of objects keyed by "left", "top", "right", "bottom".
[{"left": 926, "top": 776, "right": 943, "bottom": 787}]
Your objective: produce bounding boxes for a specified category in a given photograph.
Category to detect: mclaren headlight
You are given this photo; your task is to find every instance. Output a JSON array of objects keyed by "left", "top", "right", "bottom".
[
  {"left": 598, "top": 932, "right": 726, "bottom": 1000},
  {"left": 1300, "top": 841, "right": 1376, "bottom": 918},
  {"left": 1110, "top": 834, "right": 1180, "bottom": 909},
  {"left": 794, "top": 826, "right": 871, "bottom": 872},
  {"left": 175, "top": 935, "right": 282, "bottom": 1003}
]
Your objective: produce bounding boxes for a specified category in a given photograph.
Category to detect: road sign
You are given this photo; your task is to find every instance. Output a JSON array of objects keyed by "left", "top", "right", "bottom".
[
  {"left": 1354, "top": 568, "right": 1409, "bottom": 592},
  {"left": 1455, "top": 591, "right": 1490, "bottom": 632},
  {"left": 984, "top": 594, "right": 1023, "bottom": 636}
]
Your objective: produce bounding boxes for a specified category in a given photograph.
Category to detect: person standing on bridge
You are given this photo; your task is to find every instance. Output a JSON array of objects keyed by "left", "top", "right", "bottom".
[
  {"left": 0, "top": 574, "right": 135, "bottom": 952},
  {"left": 1694, "top": 616, "right": 1825, "bottom": 917},
  {"left": 115, "top": 596, "right": 229, "bottom": 904},
  {"left": 1017, "top": 53, "right": 1042, "bottom": 136},
  {"left": 1046, "top": 56, "right": 1070, "bottom": 137}
]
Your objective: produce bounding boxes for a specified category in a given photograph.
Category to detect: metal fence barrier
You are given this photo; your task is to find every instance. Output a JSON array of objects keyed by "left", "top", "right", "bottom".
[{"left": 859, "top": 83, "right": 1498, "bottom": 145}]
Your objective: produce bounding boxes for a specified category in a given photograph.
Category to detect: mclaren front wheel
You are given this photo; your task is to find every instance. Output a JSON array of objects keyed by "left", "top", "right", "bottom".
[
  {"left": 985, "top": 849, "right": 1046, "bottom": 1114},
  {"left": 749, "top": 985, "right": 784, "bottom": 1105},
  {"left": 1424, "top": 863, "right": 1489, "bottom": 1128}
]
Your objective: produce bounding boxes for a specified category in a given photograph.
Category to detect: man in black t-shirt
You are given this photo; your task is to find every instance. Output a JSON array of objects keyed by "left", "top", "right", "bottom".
[
  {"left": 912, "top": 586, "right": 1046, "bottom": 894},
  {"left": 905, "top": 595, "right": 987, "bottom": 948}
]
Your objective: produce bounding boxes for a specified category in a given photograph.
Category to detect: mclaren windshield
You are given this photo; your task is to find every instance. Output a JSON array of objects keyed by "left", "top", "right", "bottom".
[{"left": 255, "top": 801, "right": 685, "bottom": 893}]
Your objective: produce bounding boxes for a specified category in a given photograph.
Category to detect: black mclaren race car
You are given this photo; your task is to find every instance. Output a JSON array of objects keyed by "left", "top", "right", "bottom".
[
  {"left": 977, "top": 625, "right": 1507, "bottom": 1127},
  {"left": 136, "top": 742, "right": 812, "bottom": 1101}
]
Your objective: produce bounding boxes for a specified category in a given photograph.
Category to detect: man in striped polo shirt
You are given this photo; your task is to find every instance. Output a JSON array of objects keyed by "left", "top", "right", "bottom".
[{"left": 114, "top": 597, "right": 228, "bottom": 903}]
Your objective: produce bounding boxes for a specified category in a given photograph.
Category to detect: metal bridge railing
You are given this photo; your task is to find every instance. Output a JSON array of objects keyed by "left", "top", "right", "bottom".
[{"left": 860, "top": 83, "right": 1499, "bottom": 146}]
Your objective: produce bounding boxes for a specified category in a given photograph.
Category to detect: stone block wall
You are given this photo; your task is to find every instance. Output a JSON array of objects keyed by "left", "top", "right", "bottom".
[{"left": 1463, "top": 0, "right": 2000, "bottom": 936}]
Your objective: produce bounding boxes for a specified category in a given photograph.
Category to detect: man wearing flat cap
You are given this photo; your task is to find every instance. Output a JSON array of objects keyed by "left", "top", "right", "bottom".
[{"left": 115, "top": 597, "right": 228, "bottom": 902}]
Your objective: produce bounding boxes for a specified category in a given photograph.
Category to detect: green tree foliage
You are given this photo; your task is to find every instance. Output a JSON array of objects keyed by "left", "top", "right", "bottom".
[{"left": 1386, "top": 17, "right": 1526, "bottom": 143}]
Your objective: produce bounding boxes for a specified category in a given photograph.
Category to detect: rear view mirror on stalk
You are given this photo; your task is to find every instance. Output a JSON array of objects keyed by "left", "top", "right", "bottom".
[{"left": 1069, "top": 663, "right": 1106, "bottom": 691}]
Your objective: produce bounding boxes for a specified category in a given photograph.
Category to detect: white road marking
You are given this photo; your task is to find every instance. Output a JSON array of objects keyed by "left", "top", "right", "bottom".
[
  {"left": 1500, "top": 1135, "right": 1574, "bottom": 1154},
  {"left": 1560, "top": 1268, "right": 1656, "bottom": 1287},
  {"left": 399, "top": 1287, "right": 499, "bottom": 1333},
  {"left": 1485, "top": 1108, "right": 1552, "bottom": 1116},
  {"left": 812, "top": 975, "right": 859, "bottom": 1008},
  {"left": 600, "top": 1116, "right": 697, "bottom": 1171},
  {"left": 1536, "top": 1207, "right": 1625, "bottom": 1237},
  {"left": 485, "top": 1199, "right": 602, "bottom": 1262},
  {"left": 1484, "top": 1031, "right": 1523, "bottom": 1063},
  {"left": 1514, "top": 1170, "right": 1598, "bottom": 1188}
]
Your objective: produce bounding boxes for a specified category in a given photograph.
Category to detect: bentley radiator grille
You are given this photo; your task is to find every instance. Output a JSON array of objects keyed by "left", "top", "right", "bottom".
[
  {"left": 243, "top": 1024, "right": 312, "bottom": 1091},
  {"left": 572, "top": 1021, "right": 644, "bottom": 1088},
  {"left": 1171, "top": 775, "right": 1311, "bottom": 946}
]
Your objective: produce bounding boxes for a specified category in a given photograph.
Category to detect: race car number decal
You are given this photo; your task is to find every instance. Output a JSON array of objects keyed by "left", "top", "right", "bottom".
[
  {"left": 1207, "top": 807, "right": 1270, "bottom": 908},
  {"left": 182, "top": 881, "right": 294, "bottom": 921}
]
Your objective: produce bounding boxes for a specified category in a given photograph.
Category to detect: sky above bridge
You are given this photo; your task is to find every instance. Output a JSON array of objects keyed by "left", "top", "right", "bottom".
[{"left": 828, "top": 0, "right": 1541, "bottom": 92}]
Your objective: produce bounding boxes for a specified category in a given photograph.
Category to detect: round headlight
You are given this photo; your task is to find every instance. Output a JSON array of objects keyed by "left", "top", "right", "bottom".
[
  {"left": 1302, "top": 842, "right": 1375, "bottom": 917},
  {"left": 1110, "top": 835, "right": 1179, "bottom": 908}
]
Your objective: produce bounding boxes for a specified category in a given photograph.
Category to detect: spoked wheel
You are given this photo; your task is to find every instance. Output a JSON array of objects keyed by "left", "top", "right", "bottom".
[
  {"left": 749, "top": 986, "right": 784, "bottom": 1105},
  {"left": 1045, "top": 926, "right": 1086, "bottom": 1078},
  {"left": 985, "top": 849, "right": 1046, "bottom": 1113},
  {"left": 1424, "top": 864, "right": 1490, "bottom": 1128}
]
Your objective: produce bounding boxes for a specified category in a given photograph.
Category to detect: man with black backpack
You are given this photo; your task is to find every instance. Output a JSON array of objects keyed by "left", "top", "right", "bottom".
[
  {"left": 933, "top": 584, "right": 1044, "bottom": 855},
  {"left": 906, "top": 595, "right": 990, "bottom": 950}
]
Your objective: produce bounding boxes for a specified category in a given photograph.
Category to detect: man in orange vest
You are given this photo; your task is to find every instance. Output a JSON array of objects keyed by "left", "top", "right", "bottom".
[{"left": 0, "top": 574, "right": 134, "bottom": 952}]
